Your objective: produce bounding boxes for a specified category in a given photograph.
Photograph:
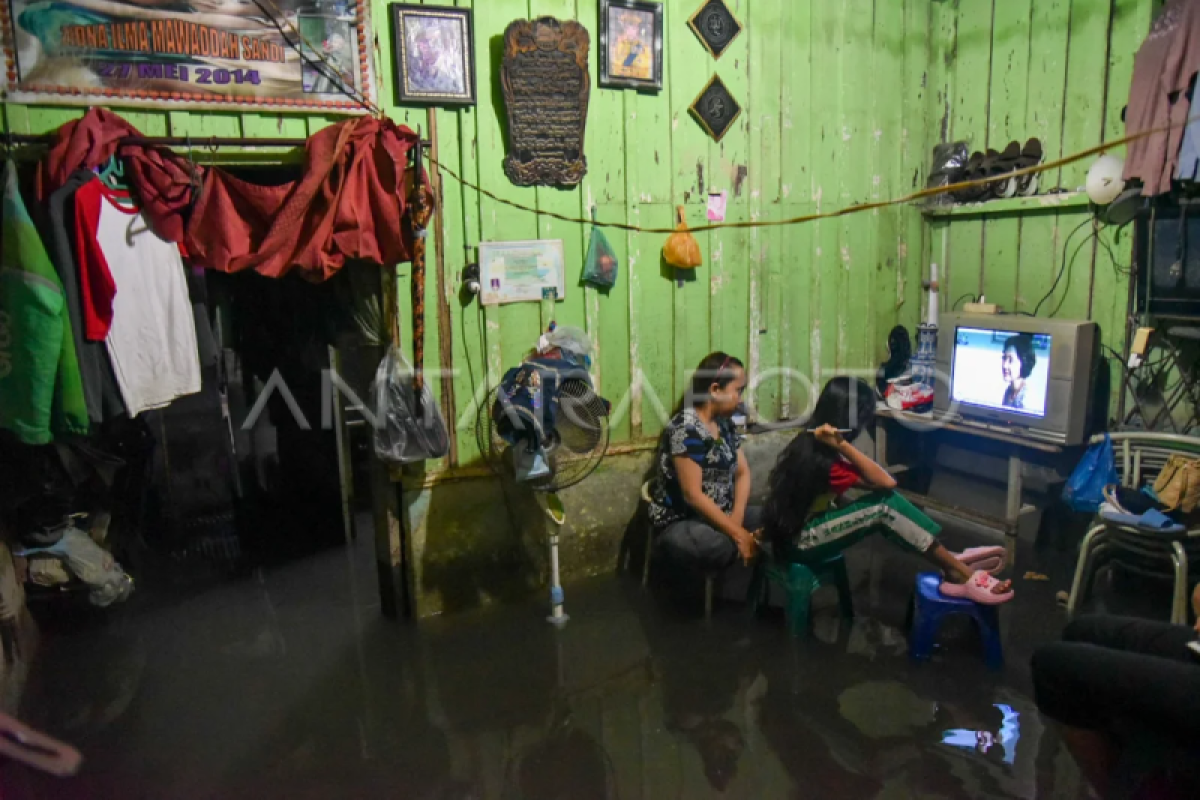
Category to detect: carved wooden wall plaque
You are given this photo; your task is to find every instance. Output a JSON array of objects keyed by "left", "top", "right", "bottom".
[{"left": 501, "top": 17, "right": 591, "bottom": 187}]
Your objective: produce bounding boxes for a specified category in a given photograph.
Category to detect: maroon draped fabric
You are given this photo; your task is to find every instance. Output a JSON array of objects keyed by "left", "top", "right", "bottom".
[
  {"left": 35, "top": 108, "right": 196, "bottom": 244},
  {"left": 36, "top": 108, "right": 422, "bottom": 280},
  {"left": 186, "top": 117, "right": 421, "bottom": 280}
]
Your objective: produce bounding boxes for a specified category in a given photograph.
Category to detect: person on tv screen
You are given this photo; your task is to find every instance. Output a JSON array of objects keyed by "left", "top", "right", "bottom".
[{"left": 1001, "top": 334, "right": 1036, "bottom": 410}]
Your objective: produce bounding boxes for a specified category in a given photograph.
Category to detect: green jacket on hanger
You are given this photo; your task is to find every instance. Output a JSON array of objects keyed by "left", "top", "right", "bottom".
[{"left": 0, "top": 161, "right": 88, "bottom": 444}]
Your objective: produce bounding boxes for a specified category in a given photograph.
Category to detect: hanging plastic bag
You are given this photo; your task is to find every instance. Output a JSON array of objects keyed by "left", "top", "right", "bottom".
[
  {"left": 373, "top": 345, "right": 450, "bottom": 464},
  {"left": 926, "top": 141, "right": 970, "bottom": 206},
  {"left": 663, "top": 205, "right": 702, "bottom": 269},
  {"left": 582, "top": 214, "right": 619, "bottom": 288},
  {"left": 1062, "top": 433, "right": 1119, "bottom": 513},
  {"left": 538, "top": 324, "right": 593, "bottom": 367}
]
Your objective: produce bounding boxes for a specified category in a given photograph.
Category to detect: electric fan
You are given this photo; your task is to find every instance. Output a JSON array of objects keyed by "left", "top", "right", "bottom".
[{"left": 476, "top": 374, "right": 611, "bottom": 624}]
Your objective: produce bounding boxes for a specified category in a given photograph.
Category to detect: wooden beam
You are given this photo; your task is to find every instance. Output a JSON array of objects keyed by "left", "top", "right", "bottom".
[
  {"left": 372, "top": 267, "right": 406, "bottom": 619},
  {"left": 427, "top": 107, "right": 459, "bottom": 466}
]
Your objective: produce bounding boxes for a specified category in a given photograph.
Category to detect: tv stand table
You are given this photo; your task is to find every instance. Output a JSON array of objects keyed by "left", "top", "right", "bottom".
[{"left": 873, "top": 406, "right": 1065, "bottom": 567}]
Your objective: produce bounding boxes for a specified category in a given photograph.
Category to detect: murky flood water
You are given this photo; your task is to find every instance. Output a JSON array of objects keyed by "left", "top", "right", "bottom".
[{"left": 8, "top": 531, "right": 1095, "bottom": 799}]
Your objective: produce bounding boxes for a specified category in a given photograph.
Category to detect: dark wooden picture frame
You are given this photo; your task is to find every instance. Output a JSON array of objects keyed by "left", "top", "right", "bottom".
[
  {"left": 391, "top": 3, "right": 476, "bottom": 107},
  {"left": 598, "top": 0, "right": 664, "bottom": 92},
  {"left": 687, "top": 0, "right": 742, "bottom": 60},
  {"left": 689, "top": 74, "right": 741, "bottom": 142}
]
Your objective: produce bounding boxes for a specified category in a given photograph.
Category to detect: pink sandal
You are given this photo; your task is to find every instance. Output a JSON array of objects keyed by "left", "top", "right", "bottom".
[
  {"left": 952, "top": 546, "right": 1007, "bottom": 576},
  {"left": 940, "top": 571, "right": 1015, "bottom": 605}
]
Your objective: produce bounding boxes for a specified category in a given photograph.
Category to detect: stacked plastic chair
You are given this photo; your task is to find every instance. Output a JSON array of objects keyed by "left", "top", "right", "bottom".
[{"left": 1067, "top": 433, "right": 1200, "bottom": 624}]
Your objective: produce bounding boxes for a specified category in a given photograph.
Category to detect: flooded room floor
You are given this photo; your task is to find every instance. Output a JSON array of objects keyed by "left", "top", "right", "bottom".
[{"left": 8, "top": 529, "right": 1110, "bottom": 799}]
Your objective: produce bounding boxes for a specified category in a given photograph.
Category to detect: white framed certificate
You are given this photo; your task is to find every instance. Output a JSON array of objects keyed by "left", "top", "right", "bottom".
[{"left": 478, "top": 240, "right": 566, "bottom": 305}]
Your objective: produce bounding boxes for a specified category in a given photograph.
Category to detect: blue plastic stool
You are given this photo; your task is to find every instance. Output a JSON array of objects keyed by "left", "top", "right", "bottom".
[
  {"left": 907, "top": 572, "right": 1004, "bottom": 669},
  {"left": 748, "top": 553, "right": 854, "bottom": 639}
]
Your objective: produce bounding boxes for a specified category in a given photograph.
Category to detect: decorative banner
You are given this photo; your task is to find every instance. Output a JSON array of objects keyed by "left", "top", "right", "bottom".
[{"left": 0, "top": 0, "right": 375, "bottom": 112}]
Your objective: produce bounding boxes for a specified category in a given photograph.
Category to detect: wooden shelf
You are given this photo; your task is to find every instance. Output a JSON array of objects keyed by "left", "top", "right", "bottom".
[{"left": 922, "top": 191, "right": 1091, "bottom": 218}]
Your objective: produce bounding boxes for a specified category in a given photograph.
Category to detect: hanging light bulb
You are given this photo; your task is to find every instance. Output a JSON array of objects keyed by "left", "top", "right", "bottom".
[{"left": 1086, "top": 155, "right": 1126, "bottom": 205}]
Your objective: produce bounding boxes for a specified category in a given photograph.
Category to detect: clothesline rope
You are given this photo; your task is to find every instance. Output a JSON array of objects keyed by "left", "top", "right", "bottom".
[{"left": 427, "top": 118, "right": 1187, "bottom": 235}]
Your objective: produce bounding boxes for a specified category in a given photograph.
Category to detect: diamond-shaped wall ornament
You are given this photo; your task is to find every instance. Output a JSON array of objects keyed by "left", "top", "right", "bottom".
[
  {"left": 689, "top": 74, "right": 742, "bottom": 142},
  {"left": 688, "top": 0, "right": 743, "bottom": 60}
]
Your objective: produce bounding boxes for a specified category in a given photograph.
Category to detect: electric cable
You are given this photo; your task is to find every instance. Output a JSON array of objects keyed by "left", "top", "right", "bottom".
[
  {"left": 952, "top": 293, "right": 978, "bottom": 310},
  {"left": 1032, "top": 217, "right": 1094, "bottom": 318},
  {"left": 1049, "top": 226, "right": 1101, "bottom": 318}
]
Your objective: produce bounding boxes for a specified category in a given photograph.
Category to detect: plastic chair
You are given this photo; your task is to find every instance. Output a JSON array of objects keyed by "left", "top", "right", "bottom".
[
  {"left": 1066, "top": 432, "right": 1200, "bottom": 625},
  {"left": 747, "top": 551, "right": 854, "bottom": 639},
  {"left": 640, "top": 480, "right": 717, "bottom": 619},
  {"left": 907, "top": 572, "right": 1003, "bottom": 669}
]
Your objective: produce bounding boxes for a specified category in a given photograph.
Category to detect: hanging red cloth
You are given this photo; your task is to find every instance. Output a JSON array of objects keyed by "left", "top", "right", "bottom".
[
  {"left": 35, "top": 108, "right": 424, "bottom": 281},
  {"left": 186, "top": 116, "right": 421, "bottom": 280},
  {"left": 34, "top": 108, "right": 196, "bottom": 244}
]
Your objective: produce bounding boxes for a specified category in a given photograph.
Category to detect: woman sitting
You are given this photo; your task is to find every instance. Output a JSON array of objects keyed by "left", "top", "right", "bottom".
[
  {"left": 763, "top": 377, "right": 1014, "bottom": 603},
  {"left": 648, "top": 352, "right": 759, "bottom": 573},
  {"left": 1032, "top": 587, "right": 1200, "bottom": 797}
]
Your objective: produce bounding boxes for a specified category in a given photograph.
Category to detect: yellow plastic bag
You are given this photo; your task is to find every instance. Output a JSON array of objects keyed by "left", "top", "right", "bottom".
[{"left": 663, "top": 205, "right": 702, "bottom": 269}]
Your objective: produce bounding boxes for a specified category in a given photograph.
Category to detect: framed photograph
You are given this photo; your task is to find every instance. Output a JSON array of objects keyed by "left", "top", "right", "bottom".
[
  {"left": 599, "top": 0, "right": 664, "bottom": 92},
  {"left": 300, "top": 15, "right": 358, "bottom": 95},
  {"left": 478, "top": 240, "right": 567, "bottom": 306},
  {"left": 391, "top": 4, "right": 476, "bottom": 106}
]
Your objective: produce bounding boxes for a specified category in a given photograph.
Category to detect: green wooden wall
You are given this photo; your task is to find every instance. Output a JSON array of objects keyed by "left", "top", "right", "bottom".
[
  {"left": 2, "top": 0, "right": 1158, "bottom": 470},
  {"left": 927, "top": 0, "right": 1156, "bottom": 370},
  {"left": 425, "top": 0, "right": 933, "bottom": 469}
]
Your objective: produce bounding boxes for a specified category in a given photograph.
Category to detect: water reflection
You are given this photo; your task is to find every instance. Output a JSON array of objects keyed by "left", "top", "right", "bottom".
[
  {"left": 12, "top": 541, "right": 1082, "bottom": 799},
  {"left": 942, "top": 703, "right": 1021, "bottom": 765}
]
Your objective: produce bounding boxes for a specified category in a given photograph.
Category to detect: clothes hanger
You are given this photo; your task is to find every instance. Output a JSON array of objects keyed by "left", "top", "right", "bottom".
[
  {"left": 97, "top": 154, "right": 123, "bottom": 185},
  {"left": 96, "top": 154, "right": 124, "bottom": 187},
  {"left": 96, "top": 154, "right": 137, "bottom": 207}
]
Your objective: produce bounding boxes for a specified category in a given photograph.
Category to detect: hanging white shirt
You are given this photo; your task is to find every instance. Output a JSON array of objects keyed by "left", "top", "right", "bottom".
[{"left": 74, "top": 180, "right": 200, "bottom": 416}]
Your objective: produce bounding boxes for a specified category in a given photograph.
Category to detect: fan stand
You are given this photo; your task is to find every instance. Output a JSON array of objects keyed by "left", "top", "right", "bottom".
[{"left": 537, "top": 492, "right": 569, "bottom": 625}]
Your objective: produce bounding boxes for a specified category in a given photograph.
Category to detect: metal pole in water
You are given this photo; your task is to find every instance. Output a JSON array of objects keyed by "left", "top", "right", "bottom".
[
  {"left": 542, "top": 492, "right": 569, "bottom": 625},
  {"left": 547, "top": 530, "right": 567, "bottom": 625}
]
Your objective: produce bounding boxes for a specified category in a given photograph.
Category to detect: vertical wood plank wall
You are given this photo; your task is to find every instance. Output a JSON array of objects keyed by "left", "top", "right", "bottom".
[
  {"left": 1, "top": 0, "right": 1157, "bottom": 469},
  {"left": 927, "top": 0, "right": 1154, "bottom": 370},
  {"left": 428, "top": 0, "right": 933, "bottom": 467}
]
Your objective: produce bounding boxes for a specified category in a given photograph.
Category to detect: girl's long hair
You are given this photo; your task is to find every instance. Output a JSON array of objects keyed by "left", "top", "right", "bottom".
[
  {"left": 763, "top": 377, "right": 877, "bottom": 546},
  {"left": 671, "top": 352, "right": 744, "bottom": 416}
]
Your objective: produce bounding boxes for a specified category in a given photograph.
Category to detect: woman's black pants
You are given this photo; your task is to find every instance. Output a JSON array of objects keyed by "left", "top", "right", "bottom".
[{"left": 1032, "top": 615, "right": 1200, "bottom": 741}]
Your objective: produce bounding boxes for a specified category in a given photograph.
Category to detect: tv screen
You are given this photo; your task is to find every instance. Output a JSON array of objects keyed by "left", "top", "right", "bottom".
[{"left": 951, "top": 327, "right": 1052, "bottom": 418}]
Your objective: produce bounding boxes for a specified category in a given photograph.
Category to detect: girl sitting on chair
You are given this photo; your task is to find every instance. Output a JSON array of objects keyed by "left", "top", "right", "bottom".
[
  {"left": 649, "top": 352, "right": 760, "bottom": 573},
  {"left": 763, "top": 377, "right": 1014, "bottom": 603}
]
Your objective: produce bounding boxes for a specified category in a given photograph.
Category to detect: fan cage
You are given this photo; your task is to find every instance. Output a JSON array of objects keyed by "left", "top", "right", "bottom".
[{"left": 477, "top": 378, "right": 611, "bottom": 492}]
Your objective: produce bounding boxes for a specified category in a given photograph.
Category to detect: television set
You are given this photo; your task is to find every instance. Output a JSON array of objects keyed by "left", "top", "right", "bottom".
[{"left": 934, "top": 313, "right": 1100, "bottom": 445}]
